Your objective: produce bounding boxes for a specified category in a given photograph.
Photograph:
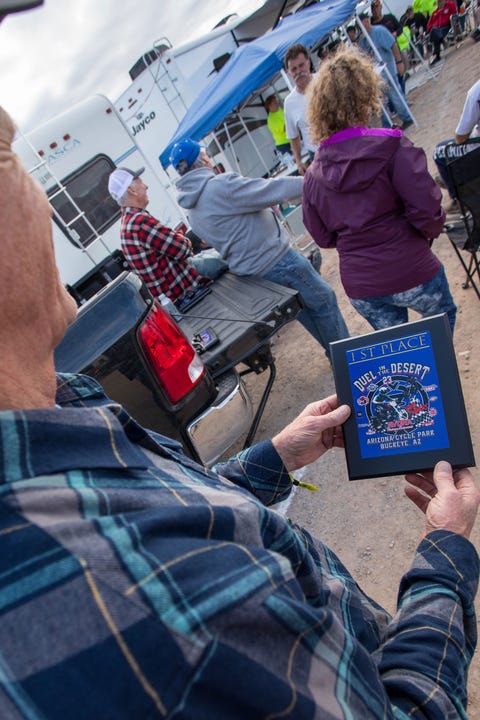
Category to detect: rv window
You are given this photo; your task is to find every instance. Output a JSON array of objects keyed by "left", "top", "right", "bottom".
[
  {"left": 211, "top": 117, "right": 266, "bottom": 149},
  {"left": 129, "top": 49, "right": 159, "bottom": 80},
  {"left": 48, "top": 154, "right": 120, "bottom": 249}
]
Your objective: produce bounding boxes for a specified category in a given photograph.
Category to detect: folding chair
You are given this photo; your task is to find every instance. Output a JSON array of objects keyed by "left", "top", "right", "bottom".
[
  {"left": 444, "top": 138, "right": 480, "bottom": 301},
  {"left": 445, "top": 13, "right": 467, "bottom": 48}
]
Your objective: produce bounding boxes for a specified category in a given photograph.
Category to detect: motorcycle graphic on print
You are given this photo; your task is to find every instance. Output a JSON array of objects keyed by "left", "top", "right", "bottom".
[
  {"left": 365, "top": 375, "right": 433, "bottom": 434},
  {"left": 347, "top": 332, "right": 450, "bottom": 460}
]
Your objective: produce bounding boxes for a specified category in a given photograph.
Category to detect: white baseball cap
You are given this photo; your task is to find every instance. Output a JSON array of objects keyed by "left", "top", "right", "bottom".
[{"left": 108, "top": 166, "right": 145, "bottom": 203}]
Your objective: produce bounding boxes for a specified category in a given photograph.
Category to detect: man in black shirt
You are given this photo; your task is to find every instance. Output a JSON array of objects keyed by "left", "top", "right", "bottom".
[{"left": 371, "top": 0, "right": 402, "bottom": 35}]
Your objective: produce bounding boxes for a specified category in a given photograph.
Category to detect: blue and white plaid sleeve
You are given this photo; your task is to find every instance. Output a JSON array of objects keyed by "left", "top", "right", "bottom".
[
  {"left": 376, "top": 530, "right": 479, "bottom": 719},
  {"left": 213, "top": 439, "right": 293, "bottom": 506}
]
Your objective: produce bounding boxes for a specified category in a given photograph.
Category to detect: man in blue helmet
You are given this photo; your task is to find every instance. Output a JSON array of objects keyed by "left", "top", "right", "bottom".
[{"left": 170, "top": 139, "right": 349, "bottom": 362}]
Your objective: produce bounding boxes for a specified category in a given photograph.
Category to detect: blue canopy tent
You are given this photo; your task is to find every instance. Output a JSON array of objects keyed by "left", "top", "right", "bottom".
[{"left": 159, "top": 0, "right": 357, "bottom": 168}]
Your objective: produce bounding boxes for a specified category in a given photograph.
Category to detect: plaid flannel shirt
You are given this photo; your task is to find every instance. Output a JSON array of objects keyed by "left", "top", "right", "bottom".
[
  {"left": 120, "top": 207, "right": 201, "bottom": 301},
  {"left": 0, "top": 372, "right": 477, "bottom": 719}
]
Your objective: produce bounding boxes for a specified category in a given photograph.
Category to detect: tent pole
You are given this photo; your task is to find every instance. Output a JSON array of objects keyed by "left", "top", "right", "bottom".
[
  {"left": 342, "top": 22, "right": 391, "bottom": 123},
  {"left": 237, "top": 114, "right": 271, "bottom": 176},
  {"left": 206, "top": 130, "right": 224, "bottom": 166},
  {"left": 272, "top": 0, "right": 289, "bottom": 29},
  {"left": 208, "top": 130, "right": 223, "bottom": 156},
  {"left": 280, "top": 68, "right": 294, "bottom": 91},
  {"left": 402, "top": 30, "right": 436, "bottom": 79},
  {"left": 355, "top": 15, "right": 417, "bottom": 127},
  {"left": 380, "top": 0, "right": 436, "bottom": 80},
  {"left": 223, "top": 121, "right": 241, "bottom": 173}
]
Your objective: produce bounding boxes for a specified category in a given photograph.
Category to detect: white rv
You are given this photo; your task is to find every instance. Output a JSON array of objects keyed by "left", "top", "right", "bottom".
[
  {"left": 13, "top": 94, "right": 185, "bottom": 300},
  {"left": 114, "top": 9, "right": 286, "bottom": 180},
  {"left": 12, "top": 1, "right": 301, "bottom": 297}
]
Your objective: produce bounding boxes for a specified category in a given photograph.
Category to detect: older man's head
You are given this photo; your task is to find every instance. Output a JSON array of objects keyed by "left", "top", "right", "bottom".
[
  {"left": 0, "top": 106, "right": 77, "bottom": 408},
  {"left": 108, "top": 166, "right": 149, "bottom": 207},
  {"left": 284, "top": 43, "right": 312, "bottom": 92}
]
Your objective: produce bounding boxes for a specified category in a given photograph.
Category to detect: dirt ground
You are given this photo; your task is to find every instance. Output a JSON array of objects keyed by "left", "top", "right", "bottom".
[{"left": 240, "top": 38, "right": 480, "bottom": 717}]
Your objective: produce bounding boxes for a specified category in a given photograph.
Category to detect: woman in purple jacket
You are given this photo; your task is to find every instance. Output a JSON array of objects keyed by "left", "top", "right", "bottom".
[{"left": 302, "top": 45, "right": 456, "bottom": 332}]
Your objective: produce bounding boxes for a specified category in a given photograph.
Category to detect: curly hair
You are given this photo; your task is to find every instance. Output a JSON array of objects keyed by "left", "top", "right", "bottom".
[{"left": 306, "top": 45, "right": 383, "bottom": 143}]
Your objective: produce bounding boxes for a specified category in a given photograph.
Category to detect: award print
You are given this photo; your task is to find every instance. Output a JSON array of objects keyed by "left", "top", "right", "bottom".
[
  {"left": 330, "top": 315, "right": 475, "bottom": 480},
  {"left": 347, "top": 329, "right": 449, "bottom": 459}
]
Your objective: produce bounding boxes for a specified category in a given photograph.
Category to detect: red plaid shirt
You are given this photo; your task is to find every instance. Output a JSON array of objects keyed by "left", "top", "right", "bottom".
[{"left": 120, "top": 207, "right": 201, "bottom": 301}]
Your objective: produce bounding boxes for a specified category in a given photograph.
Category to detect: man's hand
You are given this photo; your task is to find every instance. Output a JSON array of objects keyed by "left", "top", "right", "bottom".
[
  {"left": 290, "top": 136, "right": 307, "bottom": 176},
  {"left": 272, "top": 395, "right": 350, "bottom": 472},
  {"left": 405, "top": 461, "right": 480, "bottom": 539}
]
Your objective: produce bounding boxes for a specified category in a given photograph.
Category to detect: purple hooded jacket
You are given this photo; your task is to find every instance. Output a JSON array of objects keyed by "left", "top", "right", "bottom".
[{"left": 302, "top": 127, "right": 446, "bottom": 299}]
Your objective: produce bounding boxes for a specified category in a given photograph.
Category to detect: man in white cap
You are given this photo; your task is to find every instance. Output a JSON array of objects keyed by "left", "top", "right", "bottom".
[{"left": 108, "top": 166, "right": 215, "bottom": 304}]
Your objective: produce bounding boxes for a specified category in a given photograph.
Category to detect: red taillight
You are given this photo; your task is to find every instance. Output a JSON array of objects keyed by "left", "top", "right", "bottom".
[{"left": 138, "top": 304, "right": 205, "bottom": 404}]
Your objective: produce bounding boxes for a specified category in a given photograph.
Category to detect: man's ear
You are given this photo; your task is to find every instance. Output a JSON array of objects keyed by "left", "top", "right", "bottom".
[{"left": 126, "top": 183, "right": 137, "bottom": 200}]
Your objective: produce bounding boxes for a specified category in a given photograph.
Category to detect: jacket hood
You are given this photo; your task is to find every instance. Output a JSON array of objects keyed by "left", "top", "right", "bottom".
[
  {"left": 312, "top": 128, "right": 403, "bottom": 193},
  {"left": 176, "top": 167, "right": 215, "bottom": 210}
]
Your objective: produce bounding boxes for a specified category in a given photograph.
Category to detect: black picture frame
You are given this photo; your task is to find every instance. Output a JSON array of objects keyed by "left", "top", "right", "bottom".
[{"left": 330, "top": 314, "right": 475, "bottom": 480}]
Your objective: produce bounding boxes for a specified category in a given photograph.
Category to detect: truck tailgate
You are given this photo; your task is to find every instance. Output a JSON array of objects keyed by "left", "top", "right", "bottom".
[{"left": 181, "top": 273, "right": 302, "bottom": 378}]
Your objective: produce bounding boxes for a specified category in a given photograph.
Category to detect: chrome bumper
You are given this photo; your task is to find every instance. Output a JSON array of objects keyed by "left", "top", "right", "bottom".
[{"left": 187, "top": 369, "right": 253, "bottom": 466}]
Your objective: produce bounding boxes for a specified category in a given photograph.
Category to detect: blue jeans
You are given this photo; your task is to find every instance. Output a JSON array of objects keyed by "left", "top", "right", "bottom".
[
  {"left": 349, "top": 266, "right": 457, "bottom": 334},
  {"left": 430, "top": 25, "right": 450, "bottom": 56},
  {"left": 262, "top": 248, "right": 349, "bottom": 359},
  {"left": 381, "top": 76, "right": 413, "bottom": 126},
  {"left": 189, "top": 249, "right": 228, "bottom": 280}
]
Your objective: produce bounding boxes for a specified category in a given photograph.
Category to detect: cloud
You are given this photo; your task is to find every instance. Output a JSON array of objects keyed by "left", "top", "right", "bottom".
[{"left": 1, "top": 0, "right": 263, "bottom": 131}]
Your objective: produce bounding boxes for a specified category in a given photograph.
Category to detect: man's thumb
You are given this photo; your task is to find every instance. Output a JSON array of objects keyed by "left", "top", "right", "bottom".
[
  {"left": 433, "top": 460, "right": 453, "bottom": 489},
  {"left": 435, "top": 460, "right": 452, "bottom": 475},
  {"left": 329, "top": 404, "right": 351, "bottom": 424}
]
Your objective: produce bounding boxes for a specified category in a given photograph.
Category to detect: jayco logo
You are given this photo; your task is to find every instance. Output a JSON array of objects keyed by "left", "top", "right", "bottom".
[
  {"left": 47, "top": 138, "right": 81, "bottom": 164},
  {"left": 132, "top": 111, "right": 156, "bottom": 136}
]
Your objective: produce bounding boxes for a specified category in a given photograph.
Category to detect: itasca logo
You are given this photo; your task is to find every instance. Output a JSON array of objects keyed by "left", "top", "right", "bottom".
[{"left": 132, "top": 111, "right": 156, "bottom": 136}]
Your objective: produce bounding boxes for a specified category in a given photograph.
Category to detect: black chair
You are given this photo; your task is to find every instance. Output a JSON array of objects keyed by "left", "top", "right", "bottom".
[
  {"left": 445, "top": 13, "right": 467, "bottom": 48},
  {"left": 444, "top": 138, "right": 480, "bottom": 301}
]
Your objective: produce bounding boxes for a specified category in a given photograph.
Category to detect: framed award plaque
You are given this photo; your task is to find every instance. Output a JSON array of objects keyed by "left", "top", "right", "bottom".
[{"left": 330, "top": 314, "right": 475, "bottom": 480}]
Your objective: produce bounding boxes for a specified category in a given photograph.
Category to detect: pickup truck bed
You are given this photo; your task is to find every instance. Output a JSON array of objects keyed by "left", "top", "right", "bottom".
[
  {"left": 180, "top": 273, "right": 302, "bottom": 377},
  {"left": 55, "top": 271, "right": 302, "bottom": 465}
]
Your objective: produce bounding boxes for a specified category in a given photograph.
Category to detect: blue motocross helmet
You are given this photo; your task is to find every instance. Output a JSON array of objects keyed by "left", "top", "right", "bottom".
[{"left": 170, "top": 139, "right": 202, "bottom": 171}]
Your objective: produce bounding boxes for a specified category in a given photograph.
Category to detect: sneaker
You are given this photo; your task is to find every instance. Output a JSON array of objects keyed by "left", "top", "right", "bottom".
[
  {"left": 401, "top": 119, "right": 414, "bottom": 131},
  {"left": 444, "top": 198, "right": 460, "bottom": 214},
  {"left": 430, "top": 54, "right": 441, "bottom": 65},
  {"left": 434, "top": 174, "right": 446, "bottom": 189}
]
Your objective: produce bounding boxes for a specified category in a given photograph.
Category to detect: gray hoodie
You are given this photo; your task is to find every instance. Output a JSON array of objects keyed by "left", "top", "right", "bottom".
[{"left": 176, "top": 167, "right": 303, "bottom": 276}]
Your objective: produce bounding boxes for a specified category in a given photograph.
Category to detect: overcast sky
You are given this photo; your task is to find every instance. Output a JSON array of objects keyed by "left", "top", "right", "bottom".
[{"left": 0, "top": 0, "right": 263, "bottom": 132}]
